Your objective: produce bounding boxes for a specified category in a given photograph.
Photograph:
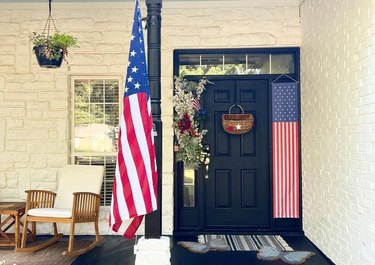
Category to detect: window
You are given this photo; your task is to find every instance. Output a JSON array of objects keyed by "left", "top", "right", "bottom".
[
  {"left": 71, "top": 77, "right": 121, "bottom": 206},
  {"left": 177, "top": 50, "right": 296, "bottom": 76},
  {"left": 183, "top": 166, "right": 195, "bottom": 208}
]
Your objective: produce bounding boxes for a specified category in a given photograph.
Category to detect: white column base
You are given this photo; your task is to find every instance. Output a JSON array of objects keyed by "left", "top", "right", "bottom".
[{"left": 135, "top": 236, "right": 171, "bottom": 265}]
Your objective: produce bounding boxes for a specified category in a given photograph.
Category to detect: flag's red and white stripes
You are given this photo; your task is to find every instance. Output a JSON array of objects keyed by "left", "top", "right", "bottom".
[
  {"left": 110, "top": 93, "right": 158, "bottom": 238},
  {"left": 192, "top": 97, "right": 201, "bottom": 111},
  {"left": 272, "top": 122, "right": 299, "bottom": 218}
]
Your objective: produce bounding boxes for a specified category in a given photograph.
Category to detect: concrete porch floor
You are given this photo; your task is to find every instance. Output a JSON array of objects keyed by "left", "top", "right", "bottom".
[{"left": 72, "top": 235, "right": 335, "bottom": 265}]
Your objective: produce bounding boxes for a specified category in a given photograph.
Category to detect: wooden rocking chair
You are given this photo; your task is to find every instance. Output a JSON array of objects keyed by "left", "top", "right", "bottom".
[{"left": 18, "top": 165, "right": 105, "bottom": 256}]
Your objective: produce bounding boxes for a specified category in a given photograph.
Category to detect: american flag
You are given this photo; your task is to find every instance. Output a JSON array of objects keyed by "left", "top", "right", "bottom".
[
  {"left": 110, "top": 0, "right": 158, "bottom": 239},
  {"left": 272, "top": 82, "right": 300, "bottom": 218}
]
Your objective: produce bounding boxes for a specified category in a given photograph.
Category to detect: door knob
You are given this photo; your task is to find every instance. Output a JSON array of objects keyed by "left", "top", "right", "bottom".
[{"left": 203, "top": 144, "right": 210, "bottom": 153}]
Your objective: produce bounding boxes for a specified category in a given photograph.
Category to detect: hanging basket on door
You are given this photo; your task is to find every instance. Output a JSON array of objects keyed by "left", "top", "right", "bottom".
[{"left": 222, "top": 104, "right": 254, "bottom": 135}]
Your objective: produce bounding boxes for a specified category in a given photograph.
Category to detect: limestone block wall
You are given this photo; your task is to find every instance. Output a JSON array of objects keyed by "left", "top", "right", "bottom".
[
  {"left": 300, "top": 0, "right": 375, "bottom": 264},
  {"left": 0, "top": 0, "right": 301, "bottom": 235}
]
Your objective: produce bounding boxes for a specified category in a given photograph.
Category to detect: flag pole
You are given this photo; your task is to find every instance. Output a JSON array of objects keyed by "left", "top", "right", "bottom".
[{"left": 145, "top": 0, "right": 162, "bottom": 239}]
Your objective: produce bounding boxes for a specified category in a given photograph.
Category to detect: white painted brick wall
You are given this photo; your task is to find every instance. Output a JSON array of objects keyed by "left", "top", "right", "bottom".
[
  {"left": 0, "top": 1, "right": 301, "bottom": 236},
  {"left": 301, "top": 0, "right": 375, "bottom": 264}
]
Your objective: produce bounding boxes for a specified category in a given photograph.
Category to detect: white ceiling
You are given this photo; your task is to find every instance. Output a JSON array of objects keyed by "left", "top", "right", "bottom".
[
  {"left": 0, "top": 0, "right": 303, "bottom": 9},
  {"left": 0, "top": 0, "right": 303, "bottom": 2}
]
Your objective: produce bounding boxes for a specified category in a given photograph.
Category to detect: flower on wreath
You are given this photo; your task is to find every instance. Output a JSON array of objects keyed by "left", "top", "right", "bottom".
[{"left": 173, "top": 76, "right": 210, "bottom": 169}]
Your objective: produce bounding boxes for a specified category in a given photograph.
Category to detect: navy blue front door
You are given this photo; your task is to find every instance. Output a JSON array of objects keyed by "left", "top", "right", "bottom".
[{"left": 201, "top": 78, "right": 270, "bottom": 230}]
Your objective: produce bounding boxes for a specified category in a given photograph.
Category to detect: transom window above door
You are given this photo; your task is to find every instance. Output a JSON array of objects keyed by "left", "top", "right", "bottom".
[{"left": 175, "top": 49, "right": 296, "bottom": 76}]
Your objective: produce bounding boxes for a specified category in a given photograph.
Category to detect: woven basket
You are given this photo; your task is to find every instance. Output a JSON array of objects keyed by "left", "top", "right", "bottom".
[{"left": 222, "top": 104, "right": 254, "bottom": 135}]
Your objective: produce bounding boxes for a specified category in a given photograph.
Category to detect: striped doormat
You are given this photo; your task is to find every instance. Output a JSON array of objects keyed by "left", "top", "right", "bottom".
[{"left": 198, "top": 235, "right": 293, "bottom": 252}]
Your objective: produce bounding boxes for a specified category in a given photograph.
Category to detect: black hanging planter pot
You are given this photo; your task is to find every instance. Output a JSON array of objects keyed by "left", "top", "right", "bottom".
[
  {"left": 30, "top": 0, "right": 77, "bottom": 70},
  {"left": 34, "top": 45, "right": 64, "bottom": 69}
]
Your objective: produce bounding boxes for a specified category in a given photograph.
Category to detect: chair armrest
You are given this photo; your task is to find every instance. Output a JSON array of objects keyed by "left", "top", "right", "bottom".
[
  {"left": 24, "top": 190, "right": 57, "bottom": 211},
  {"left": 72, "top": 192, "right": 102, "bottom": 220}
]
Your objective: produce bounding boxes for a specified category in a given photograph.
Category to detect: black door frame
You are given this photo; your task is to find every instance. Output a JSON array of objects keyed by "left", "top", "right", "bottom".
[{"left": 173, "top": 47, "right": 302, "bottom": 235}]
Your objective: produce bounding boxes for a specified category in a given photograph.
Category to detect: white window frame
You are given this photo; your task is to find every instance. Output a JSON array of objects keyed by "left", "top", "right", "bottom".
[{"left": 70, "top": 76, "right": 123, "bottom": 207}]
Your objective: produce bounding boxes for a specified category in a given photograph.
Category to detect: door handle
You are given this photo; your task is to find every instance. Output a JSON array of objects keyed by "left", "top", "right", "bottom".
[
  {"left": 201, "top": 144, "right": 210, "bottom": 179},
  {"left": 204, "top": 157, "right": 210, "bottom": 179}
]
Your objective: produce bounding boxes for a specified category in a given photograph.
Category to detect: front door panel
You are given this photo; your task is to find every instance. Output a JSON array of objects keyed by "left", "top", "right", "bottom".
[{"left": 202, "top": 78, "right": 270, "bottom": 229}]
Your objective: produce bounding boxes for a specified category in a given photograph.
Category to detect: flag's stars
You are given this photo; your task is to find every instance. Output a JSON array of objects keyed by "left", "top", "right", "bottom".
[
  {"left": 128, "top": 61, "right": 131, "bottom": 67},
  {"left": 132, "top": 66, "right": 138, "bottom": 73},
  {"left": 130, "top": 35, "right": 135, "bottom": 41},
  {"left": 124, "top": 86, "right": 129, "bottom": 93},
  {"left": 130, "top": 50, "right": 137, "bottom": 57},
  {"left": 134, "top": 82, "right": 141, "bottom": 89},
  {"left": 127, "top": 76, "right": 133, "bottom": 83}
]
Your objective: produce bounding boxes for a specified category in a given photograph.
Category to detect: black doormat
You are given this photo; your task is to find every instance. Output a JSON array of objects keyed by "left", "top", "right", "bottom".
[{"left": 198, "top": 235, "right": 293, "bottom": 251}]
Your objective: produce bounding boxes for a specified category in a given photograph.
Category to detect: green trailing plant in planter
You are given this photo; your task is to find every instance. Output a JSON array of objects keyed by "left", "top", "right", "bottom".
[{"left": 31, "top": 31, "right": 78, "bottom": 69}]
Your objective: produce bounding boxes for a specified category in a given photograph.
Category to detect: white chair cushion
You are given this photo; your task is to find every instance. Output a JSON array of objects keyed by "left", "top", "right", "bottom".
[
  {"left": 28, "top": 208, "right": 72, "bottom": 218},
  {"left": 54, "top": 165, "right": 104, "bottom": 209}
]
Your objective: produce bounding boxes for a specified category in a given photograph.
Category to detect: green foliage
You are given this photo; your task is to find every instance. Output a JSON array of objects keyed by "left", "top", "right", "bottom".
[
  {"left": 179, "top": 64, "right": 246, "bottom": 76},
  {"left": 30, "top": 31, "right": 78, "bottom": 61},
  {"left": 179, "top": 65, "right": 205, "bottom": 76},
  {"left": 175, "top": 133, "right": 204, "bottom": 170},
  {"left": 74, "top": 81, "right": 119, "bottom": 126}
]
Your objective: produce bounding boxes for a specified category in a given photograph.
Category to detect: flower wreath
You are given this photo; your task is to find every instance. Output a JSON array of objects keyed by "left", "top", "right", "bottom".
[{"left": 173, "top": 76, "right": 210, "bottom": 169}]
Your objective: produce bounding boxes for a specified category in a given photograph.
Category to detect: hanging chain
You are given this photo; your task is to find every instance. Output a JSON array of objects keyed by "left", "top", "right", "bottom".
[{"left": 42, "top": 0, "right": 58, "bottom": 38}]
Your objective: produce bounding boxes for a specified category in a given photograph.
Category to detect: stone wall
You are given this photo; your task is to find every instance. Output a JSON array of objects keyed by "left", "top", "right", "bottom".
[
  {"left": 0, "top": 0, "right": 301, "bottom": 235},
  {"left": 300, "top": 0, "right": 375, "bottom": 264}
]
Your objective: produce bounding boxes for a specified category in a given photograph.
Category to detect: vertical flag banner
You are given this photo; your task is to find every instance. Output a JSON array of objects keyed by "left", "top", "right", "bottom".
[
  {"left": 272, "top": 82, "right": 300, "bottom": 218},
  {"left": 110, "top": 0, "right": 158, "bottom": 239}
]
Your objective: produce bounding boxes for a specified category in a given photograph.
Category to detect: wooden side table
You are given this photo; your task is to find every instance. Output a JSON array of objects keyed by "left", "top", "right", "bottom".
[{"left": 0, "top": 202, "right": 30, "bottom": 250}]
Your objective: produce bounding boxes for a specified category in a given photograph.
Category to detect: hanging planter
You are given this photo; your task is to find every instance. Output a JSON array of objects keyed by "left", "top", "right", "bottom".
[
  {"left": 33, "top": 41, "right": 64, "bottom": 68},
  {"left": 30, "top": 0, "right": 78, "bottom": 69}
]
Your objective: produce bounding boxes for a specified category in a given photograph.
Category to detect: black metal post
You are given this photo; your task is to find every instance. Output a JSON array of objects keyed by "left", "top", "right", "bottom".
[{"left": 145, "top": 0, "right": 162, "bottom": 239}]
